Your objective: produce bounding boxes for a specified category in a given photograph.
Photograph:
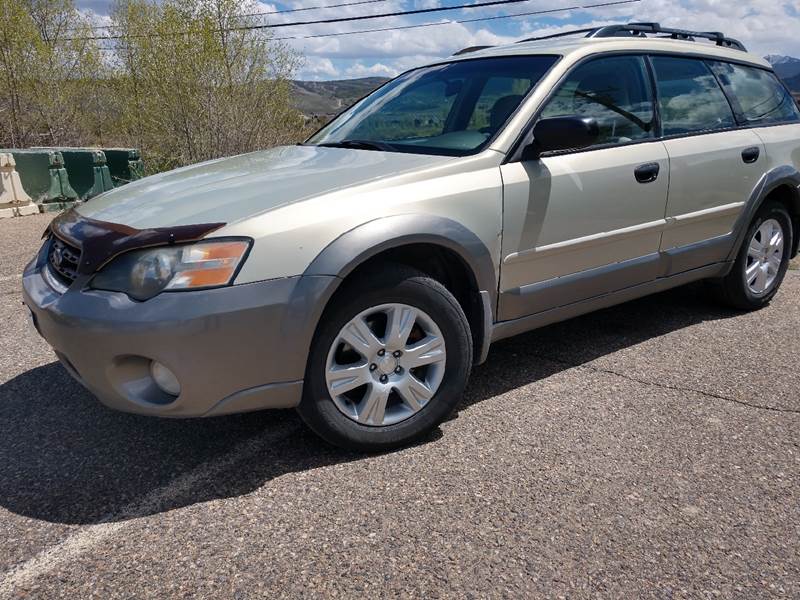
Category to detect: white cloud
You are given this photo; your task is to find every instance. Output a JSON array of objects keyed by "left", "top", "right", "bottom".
[
  {"left": 78, "top": 0, "right": 800, "bottom": 79},
  {"left": 289, "top": 21, "right": 517, "bottom": 63},
  {"left": 297, "top": 57, "right": 339, "bottom": 79},
  {"left": 281, "top": 0, "right": 800, "bottom": 79},
  {"left": 519, "top": 0, "right": 800, "bottom": 56},
  {"left": 77, "top": 8, "right": 112, "bottom": 27},
  {"left": 635, "top": 0, "right": 800, "bottom": 57},
  {"left": 344, "top": 62, "right": 400, "bottom": 78}
]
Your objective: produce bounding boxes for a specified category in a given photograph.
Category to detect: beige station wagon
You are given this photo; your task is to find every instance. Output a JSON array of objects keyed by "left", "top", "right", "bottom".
[{"left": 23, "top": 23, "right": 800, "bottom": 450}]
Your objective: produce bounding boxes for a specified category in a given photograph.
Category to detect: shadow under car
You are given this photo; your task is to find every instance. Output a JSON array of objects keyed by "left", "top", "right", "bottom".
[{"left": 0, "top": 283, "right": 739, "bottom": 525}]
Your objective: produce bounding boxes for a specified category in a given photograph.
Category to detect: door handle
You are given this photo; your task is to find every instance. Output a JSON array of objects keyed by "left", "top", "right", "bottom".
[
  {"left": 634, "top": 162, "right": 660, "bottom": 184},
  {"left": 742, "top": 146, "right": 760, "bottom": 164}
]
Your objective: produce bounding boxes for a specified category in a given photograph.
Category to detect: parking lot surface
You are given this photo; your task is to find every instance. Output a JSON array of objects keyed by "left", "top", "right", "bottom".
[{"left": 1, "top": 214, "right": 798, "bottom": 598}]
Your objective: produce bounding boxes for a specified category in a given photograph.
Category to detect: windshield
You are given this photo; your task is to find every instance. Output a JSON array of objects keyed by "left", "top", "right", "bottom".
[{"left": 307, "top": 55, "right": 559, "bottom": 156}]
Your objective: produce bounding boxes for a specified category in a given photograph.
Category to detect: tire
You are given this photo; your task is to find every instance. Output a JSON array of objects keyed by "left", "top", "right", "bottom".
[
  {"left": 297, "top": 264, "right": 472, "bottom": 452},
  {"left": 715, "top": 201, "right": 793, "bottom": 310}
]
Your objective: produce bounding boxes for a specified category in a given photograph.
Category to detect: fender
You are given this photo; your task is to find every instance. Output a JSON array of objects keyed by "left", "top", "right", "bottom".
[
  {"left": 727, "top": 166, "right": 800, "bottom": 263},
  {"left": 299, "top": 214, "right": 499, "bottom": 364},
  {"left": 303, "top": 214, "right": 498, "bottom": 303}
]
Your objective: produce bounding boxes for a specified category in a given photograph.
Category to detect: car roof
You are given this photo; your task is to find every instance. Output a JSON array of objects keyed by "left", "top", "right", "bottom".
[{"left": 445, "top": 36, "right": 772, "bottom": 70}]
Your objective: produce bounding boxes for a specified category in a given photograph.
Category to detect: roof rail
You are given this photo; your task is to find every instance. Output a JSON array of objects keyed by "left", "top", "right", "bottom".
[
  {"left": 452, "top": 45, "right": 493, "bottom": 56},
  {"left": 516, "top": 27, "right": 598, "bottom": 43},
  {"left": 517, "top": 22, "right": 747, "bottom": 52}
]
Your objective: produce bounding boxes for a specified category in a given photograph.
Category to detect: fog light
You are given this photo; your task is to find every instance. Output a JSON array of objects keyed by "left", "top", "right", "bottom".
[{"left": 150, "top": 361, "right": 181, "bottom": 396}]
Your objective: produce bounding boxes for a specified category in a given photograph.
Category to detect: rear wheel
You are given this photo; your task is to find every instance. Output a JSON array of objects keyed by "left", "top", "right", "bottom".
[
  {"left": 298, "top": 265, "right": 472, "bottom": 451},
  {"left": 715, "top": 201, "right": 792, "bottom": 310}
]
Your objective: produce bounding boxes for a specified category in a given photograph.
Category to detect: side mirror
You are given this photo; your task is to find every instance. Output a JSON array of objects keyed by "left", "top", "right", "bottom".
[{"left": 522, "top": 116, "right": 600, "bottom": 160}]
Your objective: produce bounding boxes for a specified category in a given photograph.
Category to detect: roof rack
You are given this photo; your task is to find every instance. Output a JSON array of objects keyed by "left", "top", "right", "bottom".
[
  {"left": 516, "top": 21, "right": 747, "bottom": 52},
  {"left": 514, "top": 27, "right": 599, "bottom": 44},
  {"left": 452, "top": 45, "right": 493, "bottom": 56}
]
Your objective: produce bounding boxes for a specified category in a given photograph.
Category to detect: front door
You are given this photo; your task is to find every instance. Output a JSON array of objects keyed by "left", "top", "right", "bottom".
[{"left": 499, "top": 55, "right": 669, "bottom": 321}]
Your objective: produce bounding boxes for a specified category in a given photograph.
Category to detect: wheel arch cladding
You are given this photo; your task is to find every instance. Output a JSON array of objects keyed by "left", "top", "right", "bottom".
[
  {"left": 729, "top": 166, "right": 800, "bottom": 262},
  {"left": 301, "top": 214, "right": 498, "bottom": 364},
  {"left": 303, "top": 215, "right": 497, "bottom": 298}
]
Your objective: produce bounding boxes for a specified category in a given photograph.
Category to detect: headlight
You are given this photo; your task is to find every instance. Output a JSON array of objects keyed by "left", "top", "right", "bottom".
[{"left": 90, "top": 239, "right": 251, "bottom": 301}]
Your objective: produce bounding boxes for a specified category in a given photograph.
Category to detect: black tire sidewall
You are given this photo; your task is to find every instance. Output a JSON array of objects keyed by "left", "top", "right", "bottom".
[
  {"left": 298, "top": 268, "right": 472, "bottom": 451},
  {"left": 734, "top": 202, "right": 792, "bottom": 307}
]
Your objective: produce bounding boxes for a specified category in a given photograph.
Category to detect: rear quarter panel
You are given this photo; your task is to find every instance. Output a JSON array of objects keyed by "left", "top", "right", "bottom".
[{"left": 754, "top": 123, "right": 800, "bottom": 173}]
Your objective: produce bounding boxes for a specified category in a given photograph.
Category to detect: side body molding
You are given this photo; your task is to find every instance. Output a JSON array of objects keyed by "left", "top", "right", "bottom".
[{"left": 727, "top": 165, "right": 800, "bottom": 262}]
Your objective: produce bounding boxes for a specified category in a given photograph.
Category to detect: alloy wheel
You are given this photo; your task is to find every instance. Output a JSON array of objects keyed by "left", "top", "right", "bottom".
[
  {"left": 745, "top": 218, "right": 784, "bottom": 294},
  {"left": 325, "top": 303, "right": 447, "bottom": 427}
]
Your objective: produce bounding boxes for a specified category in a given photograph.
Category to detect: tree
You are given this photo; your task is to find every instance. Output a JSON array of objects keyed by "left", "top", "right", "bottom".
[
  {"left": 0, "top": 0, "right": 306, "bottom": 173},
  {"left": 0, "top": 0, "right": 105, "bottom": 148},
  {"left": 110, "top": 0, "right": 305, "bottom": 172}
]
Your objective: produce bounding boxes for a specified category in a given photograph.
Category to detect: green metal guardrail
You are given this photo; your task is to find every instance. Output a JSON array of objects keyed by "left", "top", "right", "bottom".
[
  {"left": 34, "top": 147, "right": 114, "bottom": 200},
  {"left": 103, "top": 148, "right": 145, "bottom": 186},
  {"left": 0, "top": 149, "right": 79, "bottom": 209}
]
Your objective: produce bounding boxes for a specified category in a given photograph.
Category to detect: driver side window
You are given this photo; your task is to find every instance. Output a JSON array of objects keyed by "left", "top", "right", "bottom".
[{"left": 539, "top": 55, "right": 655, "bottom": 148}]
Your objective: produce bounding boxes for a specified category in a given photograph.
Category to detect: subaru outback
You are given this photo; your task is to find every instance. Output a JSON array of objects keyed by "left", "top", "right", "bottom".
[{"left": 23, "top": 23, "right": 800, "bottom": 450}]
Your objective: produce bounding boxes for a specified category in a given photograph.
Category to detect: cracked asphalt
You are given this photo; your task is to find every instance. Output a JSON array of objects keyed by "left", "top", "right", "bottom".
[{"left": 1, "top": 214, "right": 798, "bottom": 598}]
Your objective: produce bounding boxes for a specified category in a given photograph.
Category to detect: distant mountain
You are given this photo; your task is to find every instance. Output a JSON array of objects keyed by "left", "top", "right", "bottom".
[
  {"left": 765, "top": 55, "right": 799, "bottom": 66},
  {"left": 291, "top": 77, "right": 390, "bottom": 116},
  {"left": 765, "top": 54, "right": 800, "bottom": 86}
]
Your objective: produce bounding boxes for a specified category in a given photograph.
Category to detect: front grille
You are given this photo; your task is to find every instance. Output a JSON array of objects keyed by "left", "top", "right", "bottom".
[{"left": 47, "top": 235, "right": 81, "bottom": 286}]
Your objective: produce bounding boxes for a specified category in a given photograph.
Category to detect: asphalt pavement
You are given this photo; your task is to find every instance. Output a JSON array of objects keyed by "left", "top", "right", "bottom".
[{"left": 0, "top": 214, "right": 798, "bottom": 598}]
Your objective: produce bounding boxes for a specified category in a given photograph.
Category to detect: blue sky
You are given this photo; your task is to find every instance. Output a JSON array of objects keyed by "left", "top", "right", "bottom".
[{"left": 76, "top": 0, "right": 800, "bottom": 80}]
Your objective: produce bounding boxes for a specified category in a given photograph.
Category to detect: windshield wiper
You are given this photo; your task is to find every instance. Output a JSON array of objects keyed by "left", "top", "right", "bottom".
[{"left": 316, "top": 139, "right": 395, "bottom": 152}]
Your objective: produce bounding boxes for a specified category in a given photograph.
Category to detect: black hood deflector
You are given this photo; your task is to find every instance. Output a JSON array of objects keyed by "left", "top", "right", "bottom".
[{"left": 48, "top": 209, "right": 225, "bottom": 275}]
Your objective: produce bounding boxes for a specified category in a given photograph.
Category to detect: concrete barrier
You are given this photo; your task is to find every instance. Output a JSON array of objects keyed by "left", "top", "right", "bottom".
[
  {"left": 103, "top": 148, "right": 145, "bottom": 186},
  {"left": 0, "top": 149, "right": 79, "bottom": 208},
  {"left": 0, "top": 153, "right": 40, "bottom": 219},
  {"left": 33, "top": 147, "right": 114, "bottom": 200}
]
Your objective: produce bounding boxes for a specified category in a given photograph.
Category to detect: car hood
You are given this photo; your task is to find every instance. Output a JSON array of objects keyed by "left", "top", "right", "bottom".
[{"left": 77, "top": 145, "right": 457, "bottom": 229}]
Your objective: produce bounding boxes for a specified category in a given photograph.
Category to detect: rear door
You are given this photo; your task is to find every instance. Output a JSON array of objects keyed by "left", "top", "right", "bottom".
[
  {"left": 709, "top": 60, "right": 800, "bottom": 189},
  {"left": 652, "top": 56, "right": 766, "bottom": 272},
  {"left": 499, "top": 55, "right": 669, "bottom": 321}
]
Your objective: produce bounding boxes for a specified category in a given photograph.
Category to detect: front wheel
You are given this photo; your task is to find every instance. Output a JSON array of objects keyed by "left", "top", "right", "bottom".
[
  {"left": 715, "top": 201, "right": 793, "bottom": 310},
  {"left": 298, "top": 265, "right": 473, "bottom": 452}
]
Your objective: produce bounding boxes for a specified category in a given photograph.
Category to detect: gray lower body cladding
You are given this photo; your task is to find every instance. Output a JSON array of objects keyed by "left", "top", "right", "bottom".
[
  {"left": 22, "top": 257, "right": 336, "bottom": 417},
  {"left": 498, "top": 234, "right": 737, "bottom": 322},
  {"left": 492, "top": 261, "right": 730, "bottom": 343}
]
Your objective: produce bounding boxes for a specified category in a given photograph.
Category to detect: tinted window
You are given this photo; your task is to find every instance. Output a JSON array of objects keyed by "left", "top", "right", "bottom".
[
  {"left": 652, "top": 56, "right": 736, "bottom": 135},
  {"left": 308, "top": 56, "right": 557, "bottom": 156},
  {"left": 710, "top": 62, "right": 800, "bottom": 124},
  {"left": 468, "top": 76, "right": 535, "bottom": 133},
  {"left": 539, "top": 55, "right": 655, "bottom": 147}
]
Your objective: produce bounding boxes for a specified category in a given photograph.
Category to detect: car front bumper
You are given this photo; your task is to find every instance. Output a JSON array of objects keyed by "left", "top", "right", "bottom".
[{"left": 22, "top": 247, "right": 336, "bottom": 417}]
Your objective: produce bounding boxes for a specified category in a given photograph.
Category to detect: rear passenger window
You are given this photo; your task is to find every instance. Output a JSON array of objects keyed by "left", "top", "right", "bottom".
[
  {"left": 651, "top": 56, "right": 736, "bottom": 136},
  {"left": 539, "top": 55, "right": 655, "bottom": 147},
  {"left": 710, "top": 62, "right": 800, "bottom": 125}
]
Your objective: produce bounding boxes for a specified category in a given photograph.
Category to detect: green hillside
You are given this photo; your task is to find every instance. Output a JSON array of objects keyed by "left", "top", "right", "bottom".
[{"left": 291, "top": 77, "right": 390, "bottom": 116}]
